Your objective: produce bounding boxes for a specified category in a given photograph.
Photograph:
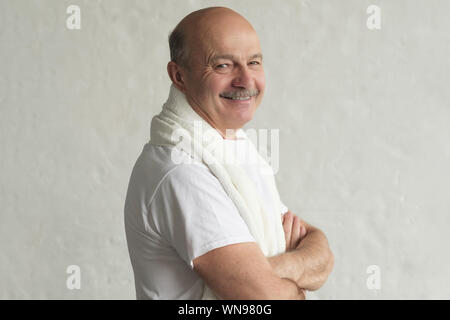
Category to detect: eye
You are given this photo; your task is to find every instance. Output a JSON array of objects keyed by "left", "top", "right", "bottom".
[
  {"left": 249, "top": 61, "right": 261, "bottom": 65},
  {"left": 216, "top": 63, "right": 229, "bottom": 69}
]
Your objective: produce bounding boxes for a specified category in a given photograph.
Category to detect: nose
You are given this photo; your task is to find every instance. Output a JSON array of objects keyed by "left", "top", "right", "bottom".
[{"left": 231, "top": 65, "right": 253, "bottom": 88}]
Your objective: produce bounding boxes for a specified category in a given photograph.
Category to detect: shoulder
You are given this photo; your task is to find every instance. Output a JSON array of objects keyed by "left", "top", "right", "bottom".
[
  {"left": 128, "top": 142, "right": 222, "bottom": 202},
  {"left": 156, "top": 158, "right": 225, "bottom": 203},
  {"left": 130, "top": 143, "right": 207, "bottom": 186},
  {"left": 125, "top": 143, "right": 209, "bottom": 208}
]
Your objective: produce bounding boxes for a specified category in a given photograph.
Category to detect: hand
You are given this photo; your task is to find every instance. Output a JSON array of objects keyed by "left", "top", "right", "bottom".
[{"left": 282, "top": 211, "right": 307, "bottom": 251}]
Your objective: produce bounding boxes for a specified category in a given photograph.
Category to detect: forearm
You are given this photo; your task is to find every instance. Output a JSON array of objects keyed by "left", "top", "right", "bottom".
[
  {"left": 268, "top": 229, "right": 334, "bottom": 291},
  {"left": 268, "top": 250, "right": 304, "bottom": 284},
  {"left": 295, "top": 228, "right": 334, "bottom": 290},
  {"left": 275, "top": 277, "right": 306, "bottom": 300}
]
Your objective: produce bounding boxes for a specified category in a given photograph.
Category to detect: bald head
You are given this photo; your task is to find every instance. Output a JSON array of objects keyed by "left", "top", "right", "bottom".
[{"left": 169, "top": 7, "right": 257, "bottom": 69}]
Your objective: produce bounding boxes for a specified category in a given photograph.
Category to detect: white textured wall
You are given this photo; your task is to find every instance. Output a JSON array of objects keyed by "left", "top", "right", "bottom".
[{"left": 1, "top": 0, "right": 449, "bottom": 299}]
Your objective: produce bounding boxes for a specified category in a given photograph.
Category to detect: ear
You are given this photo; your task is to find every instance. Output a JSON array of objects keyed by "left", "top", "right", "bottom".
[{"left": 167, "top": 61, "right": 186, "bottom": 93}]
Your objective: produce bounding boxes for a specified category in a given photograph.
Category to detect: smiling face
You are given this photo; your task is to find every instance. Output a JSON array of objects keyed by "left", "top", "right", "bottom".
[{"left": 168, "top": 8, "right": 265, "bottom": 139}]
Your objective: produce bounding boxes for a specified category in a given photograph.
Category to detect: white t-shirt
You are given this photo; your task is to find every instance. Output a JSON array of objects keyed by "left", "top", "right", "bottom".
[{"left": 124, "top": 138, "right": 288, "bottom": 299}]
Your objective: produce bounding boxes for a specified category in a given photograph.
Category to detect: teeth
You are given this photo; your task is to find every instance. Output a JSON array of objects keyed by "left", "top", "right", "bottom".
[
  {"left": 222, "top": 96, "right": 251, "bottom": 100},
  {"left": 232, "top": 96, "right": 250, "bottom": 100}
]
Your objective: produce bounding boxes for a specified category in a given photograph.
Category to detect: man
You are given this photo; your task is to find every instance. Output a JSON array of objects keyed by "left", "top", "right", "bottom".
[{"left": 124, "top": 6, "right": 334, "bottom": 300}]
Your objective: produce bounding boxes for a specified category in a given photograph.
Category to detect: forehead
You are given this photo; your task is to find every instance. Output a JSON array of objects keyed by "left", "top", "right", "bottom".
[{"left": 196, "top": 29, "right": 261, "bottom": 63}]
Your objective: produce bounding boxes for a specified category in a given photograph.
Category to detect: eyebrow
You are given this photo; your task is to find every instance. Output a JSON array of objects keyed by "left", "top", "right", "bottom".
[{"left": 210, "top": 53, "right": 263, "bottom": 64}]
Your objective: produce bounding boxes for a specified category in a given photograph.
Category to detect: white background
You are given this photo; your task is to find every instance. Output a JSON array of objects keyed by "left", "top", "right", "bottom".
[{"left": 1, "top": 0, "right": 449, "bottom": 299}]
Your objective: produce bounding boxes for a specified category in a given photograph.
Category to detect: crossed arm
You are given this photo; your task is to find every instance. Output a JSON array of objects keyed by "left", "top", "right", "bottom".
[
  {"left": 193, "top": 210, "right": 334, "bottom": 299},
  {"left": 268, "top": 210, "right": 334, "bottom": 292}
]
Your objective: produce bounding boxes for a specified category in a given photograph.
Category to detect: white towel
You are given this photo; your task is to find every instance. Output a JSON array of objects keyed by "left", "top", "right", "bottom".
[{"left": 149, "top": 84, "right": 286, "bottom": 299}]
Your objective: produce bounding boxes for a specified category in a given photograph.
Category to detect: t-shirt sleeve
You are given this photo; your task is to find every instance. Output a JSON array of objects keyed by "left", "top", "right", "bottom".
[{"left": 149, "top": 163, "right": 256, "bottom": 269}]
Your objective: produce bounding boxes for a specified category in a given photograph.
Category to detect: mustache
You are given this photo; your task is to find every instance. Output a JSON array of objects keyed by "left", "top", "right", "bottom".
[{"left": 219, "top": 88, "right": 260, "bottom": 99}]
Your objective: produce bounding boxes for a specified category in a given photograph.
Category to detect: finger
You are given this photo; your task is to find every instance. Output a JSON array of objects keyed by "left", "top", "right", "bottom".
[
  {"left": 298, "top": 288, "right": 306, "bottom": 300},
  {"left": 300, "top": 225, "right": 307, "bottom": 239},
  {"left": 282, "top": 211, "right": 293, "bottom": 248},
  {"left": 291, "top": 215, "right": 301, "bottom": 248}
]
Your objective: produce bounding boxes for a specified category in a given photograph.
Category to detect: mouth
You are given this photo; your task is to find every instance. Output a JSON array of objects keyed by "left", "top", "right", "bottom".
[
  {"left": 219, "top": 94, "right": 256, "bottom": 105},
  {"left": 219, "top": 95, "right": 253, "bottom": 101}
]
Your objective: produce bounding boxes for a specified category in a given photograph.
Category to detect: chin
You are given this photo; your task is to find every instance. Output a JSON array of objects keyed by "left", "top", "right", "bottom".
[
  {"left": 218, "top": 96, "right": 259, "bottom": 127},
  {"left": 232, "top": 110, "right": 255, "bottom": 128}
]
